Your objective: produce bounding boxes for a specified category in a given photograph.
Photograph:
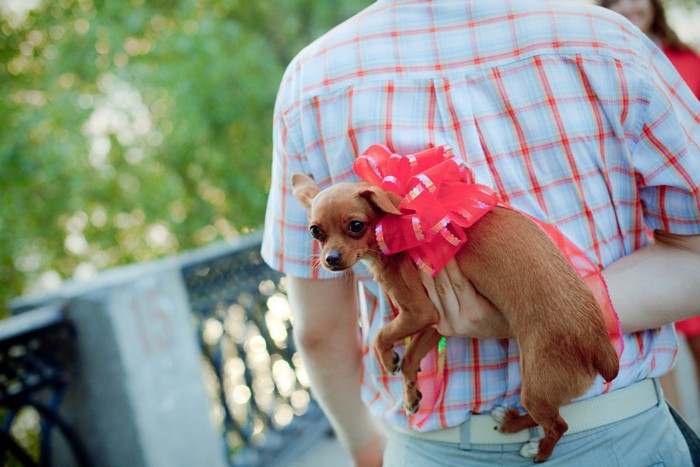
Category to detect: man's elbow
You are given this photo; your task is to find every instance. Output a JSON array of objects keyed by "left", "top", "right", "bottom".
[
  {"left": 293, "top": 323, "right": 329, "bottom": 354},
  {"left": 654, "top": 230, "right": 700, "bottom": 256},
  {"left": 292, "top": 320, "right": 362, "bottom": 362}
]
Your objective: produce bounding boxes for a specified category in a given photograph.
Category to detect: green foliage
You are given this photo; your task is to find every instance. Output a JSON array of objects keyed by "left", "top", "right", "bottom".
[
  {"left": 1, "top": 0, "right": 697, "bottom": 316},
  {"left": 0, "top": 0, "right": 371, "bottom": 316},
  {"left": 675, "top": 0, "right": 700, "bottom": 9}
]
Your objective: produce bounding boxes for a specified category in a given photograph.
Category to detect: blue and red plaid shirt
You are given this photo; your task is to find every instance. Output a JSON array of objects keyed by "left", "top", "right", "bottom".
[{"left": 262, "top": 0, "right": 700, "bottom": 431}]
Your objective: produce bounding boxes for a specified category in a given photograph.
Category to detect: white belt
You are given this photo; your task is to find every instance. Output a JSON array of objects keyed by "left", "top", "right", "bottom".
[{"left": 394, "top": 379, "right": 660, "bottom": 445}]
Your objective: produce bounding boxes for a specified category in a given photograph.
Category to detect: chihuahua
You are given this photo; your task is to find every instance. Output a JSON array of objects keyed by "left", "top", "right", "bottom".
[{"left": 292, "top": 173, "right": 619, "bottom": 463}]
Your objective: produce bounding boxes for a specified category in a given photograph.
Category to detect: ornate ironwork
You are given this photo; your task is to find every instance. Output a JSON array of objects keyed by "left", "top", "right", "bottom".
[
  {"left": 181, "top": 233, "right": 331, "bottom": 466},
  {"left": 1, "top": 233, "right": 332, "bottom": 466},
  {"left": 0, "top": 306, "right": 89, "bottom": 466}
]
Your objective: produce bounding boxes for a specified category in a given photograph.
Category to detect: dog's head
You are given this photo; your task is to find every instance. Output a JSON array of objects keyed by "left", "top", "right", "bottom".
[{"left": 292, "top": 173, "right": 402, "bottom": 271}]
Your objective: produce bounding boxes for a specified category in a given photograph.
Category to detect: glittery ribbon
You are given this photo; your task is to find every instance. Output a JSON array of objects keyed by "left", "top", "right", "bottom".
[{"left": 354, "top": 144, "right": 498, "bottom": 275}]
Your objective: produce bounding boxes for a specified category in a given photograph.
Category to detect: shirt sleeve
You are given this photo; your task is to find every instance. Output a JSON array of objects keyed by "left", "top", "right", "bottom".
[
  {"left": 261, "top": 64, "right": 339, "bottom": 279},
  {"left": 632, "top": 40, "right": 700, "bottom": 235},
  {"left": 262, "top": 66, "right": 309, "bottom": 277}
]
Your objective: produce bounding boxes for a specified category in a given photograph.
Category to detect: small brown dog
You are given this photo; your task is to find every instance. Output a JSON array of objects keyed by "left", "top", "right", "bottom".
[{"left": 292, "top": 173, "right": 619, "bottom": 463}]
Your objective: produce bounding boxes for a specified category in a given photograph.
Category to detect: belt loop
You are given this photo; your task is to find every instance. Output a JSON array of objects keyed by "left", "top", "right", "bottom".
[
  {"left": 459, "top": 418, "right": 472, "bottom": 451},
  {"left": 652, "top": 377, "right": 663, "bottom": 406}
]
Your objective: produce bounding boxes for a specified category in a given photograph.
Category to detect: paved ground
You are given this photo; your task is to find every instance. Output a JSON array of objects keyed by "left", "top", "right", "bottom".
[
  {"left": 287, "top": 432, "right": 350, "bottom": 467},
  {"left": 290, "top": 341, "right": 700, "bottom": 466}
]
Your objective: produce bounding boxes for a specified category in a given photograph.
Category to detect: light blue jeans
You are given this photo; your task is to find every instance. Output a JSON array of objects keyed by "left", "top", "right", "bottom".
[{"left": 383, "top": 399, "right": 693, "bottom": 466}]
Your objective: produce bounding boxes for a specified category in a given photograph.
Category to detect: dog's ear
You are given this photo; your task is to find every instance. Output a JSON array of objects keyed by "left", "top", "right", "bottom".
[
  {"left": 359, "top": 187, "right": 403, "bottom": 215},
  {"left": 292, "top": 173, "right": 320, "bottom": 209}
]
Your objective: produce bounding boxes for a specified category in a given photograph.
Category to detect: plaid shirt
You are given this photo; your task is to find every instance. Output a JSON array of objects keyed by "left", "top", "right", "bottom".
[{"left": 262, "top": 0, "right": 700, "bottom": 431}]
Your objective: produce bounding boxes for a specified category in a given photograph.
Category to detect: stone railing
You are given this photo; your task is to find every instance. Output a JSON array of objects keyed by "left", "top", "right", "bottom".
[{"left": 2, "top": 232, "right": 331, "bottom": 466}]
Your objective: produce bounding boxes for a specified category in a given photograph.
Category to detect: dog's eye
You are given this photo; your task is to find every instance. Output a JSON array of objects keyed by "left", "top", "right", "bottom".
[
  {"left": 309, "top": 225, "right": 324, "bottom": 240},
  {"left": 347, "top": 220, "right": 366, "bottom": 237}
]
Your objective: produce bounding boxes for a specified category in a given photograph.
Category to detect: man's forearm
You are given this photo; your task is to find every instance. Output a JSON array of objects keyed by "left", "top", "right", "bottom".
[
  {"left": 287, "top": 276, "right": 385, "bottom": 461},
  {"left": 602, "top": 232, "right": 700, "bottom": 333}
]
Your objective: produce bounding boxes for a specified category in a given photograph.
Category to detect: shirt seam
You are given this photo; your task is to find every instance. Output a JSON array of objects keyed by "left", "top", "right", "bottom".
[{"left": 278, "top": 49, "right": 648, "bottom": 115}]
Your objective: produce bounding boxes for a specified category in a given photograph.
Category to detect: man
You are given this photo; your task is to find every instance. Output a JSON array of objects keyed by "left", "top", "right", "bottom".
[{"left": 262, "top": 0, "right": 700, "bottom": 465}]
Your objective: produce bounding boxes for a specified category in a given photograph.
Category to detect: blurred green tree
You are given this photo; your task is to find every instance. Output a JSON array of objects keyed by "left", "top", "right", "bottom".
[
  {"left": 0, "top": 0, "right": 698, "bottom": 316},
  {"left": 0, "top": 0, "right": 371, "bottom": 315}
]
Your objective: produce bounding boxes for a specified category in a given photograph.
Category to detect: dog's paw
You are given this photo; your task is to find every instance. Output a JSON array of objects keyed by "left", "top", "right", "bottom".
[
  {"left": 404, "top": 399, "right": 419, "bottom": 415},
  {"left": 500, "top": 408, "right": 529, "bottom": 433},
  {"left": 491, "top": 406, "right": 525, "bottom": 433},
  {"left": 519, "top": 437, "right": 542, "bottom": 459},
  {"left": 404, "top": 390, "right": 422, "bottom": 415},
  {"left": 377, "top": 349, "right": 402, "bottom": 374},
  {"left": 403, "top": 389, "right": 423, "bottom": 417},
  {"left": 491, "top": 406, "right": 507, "bottom": 425},
  {"left": 390, "top": 351, "right": 401, "bottom": 374}
]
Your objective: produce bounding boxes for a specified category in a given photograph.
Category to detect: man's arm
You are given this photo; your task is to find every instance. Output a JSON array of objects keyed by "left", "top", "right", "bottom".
[
  {"left": 602, "top": 232, "right": 700, "bottom": 333},
  {"left": 287, "top": 276, "right": 385, "bottom": 466},
  {"left": 422, "top": 232, "right": 700, "bottom": 337}
]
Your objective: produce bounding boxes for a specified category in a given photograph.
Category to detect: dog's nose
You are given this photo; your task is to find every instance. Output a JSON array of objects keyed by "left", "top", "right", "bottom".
[{"left": 325, "top": 252, "right": 342, "bottom": 268}]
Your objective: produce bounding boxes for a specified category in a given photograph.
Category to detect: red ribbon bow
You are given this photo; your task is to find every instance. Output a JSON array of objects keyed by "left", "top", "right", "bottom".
[
  {"left": 354, "top": 144, "right": 624, "bottom": 361},
  {"left": 354, "top": 144, "right": 498, "bottom": 275}
]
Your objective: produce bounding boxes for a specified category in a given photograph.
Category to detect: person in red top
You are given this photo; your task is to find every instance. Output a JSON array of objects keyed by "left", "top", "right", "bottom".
[
  {"left": 664, "top": 46, "right": 700, "bottom": 98},
  {"left": 601, "top": 0, "right": 700, "bottom": 419}
]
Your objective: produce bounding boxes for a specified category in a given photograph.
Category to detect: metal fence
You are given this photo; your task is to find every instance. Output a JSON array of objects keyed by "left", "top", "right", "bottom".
[
  {"left": 1, "top": 233, "right": 332, "bottom": 466},
  {"left": 181, "top": 233, "right": 331, "bottom": 466},
  {"left": 0, "top": 306, "right": 89, "bottom": 466}
]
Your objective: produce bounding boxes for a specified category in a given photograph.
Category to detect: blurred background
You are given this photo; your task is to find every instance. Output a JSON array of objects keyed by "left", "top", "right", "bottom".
[
  {"left": 1, "top": 0, "right": 699, "bottom": 317},
  {"left": 0, "top": 0, "right": 373, "bottom": 317},
  {"left": 1, "top": 0, "right": 699, "bottom": 465}
]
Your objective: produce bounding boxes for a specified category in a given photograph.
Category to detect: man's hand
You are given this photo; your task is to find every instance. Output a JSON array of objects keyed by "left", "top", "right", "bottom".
[
  {"left": 420, "top": 259, "right": 512, "bottom": 339},
  {"left": 351, "top": 432, "right": 385, "bottom": 467},
  {"left": 422, "top": 232, "right": 700, "bottom": 338}
]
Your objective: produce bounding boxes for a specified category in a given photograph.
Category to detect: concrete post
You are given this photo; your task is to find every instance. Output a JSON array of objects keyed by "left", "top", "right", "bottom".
[{"left": 16, "top": 261, "right": 226, "bottom": 467}]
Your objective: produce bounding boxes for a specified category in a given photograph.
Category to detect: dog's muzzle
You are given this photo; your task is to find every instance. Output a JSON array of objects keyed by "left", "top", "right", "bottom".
[{"left": 324, "top": 251, "right": 343, "bottom": 270}]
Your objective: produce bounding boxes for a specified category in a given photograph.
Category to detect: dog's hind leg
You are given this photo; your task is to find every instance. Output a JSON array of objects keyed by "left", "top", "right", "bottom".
[
  {"left": 401, "top": 327, "right": 442, "bottom": 414},
  {"left": 495, "top": 408, "right": 538, "bottom": 433},
  {"left": 534, "top": 412, "right": 567, "bottom": 463},
  {"left": 519, "top": 393, "right": 568, "bottom": 463}
]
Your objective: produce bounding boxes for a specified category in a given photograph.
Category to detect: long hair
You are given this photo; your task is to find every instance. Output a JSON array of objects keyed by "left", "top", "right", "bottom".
[{"left": 599, "top": 0, "right": 690, "bottom": 51}]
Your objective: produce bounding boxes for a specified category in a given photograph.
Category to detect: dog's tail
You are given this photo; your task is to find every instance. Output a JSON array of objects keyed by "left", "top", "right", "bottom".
[{"left": 593, "top": 338, "right": 619, "bottom": 383}]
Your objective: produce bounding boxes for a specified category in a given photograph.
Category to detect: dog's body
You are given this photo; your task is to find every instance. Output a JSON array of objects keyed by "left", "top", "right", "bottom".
[{"left": 292, "top": 175, "right": 619, "bottom": 463}]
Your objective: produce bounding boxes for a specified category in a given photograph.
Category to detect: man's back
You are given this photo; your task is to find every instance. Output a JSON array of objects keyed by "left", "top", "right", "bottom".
[
  {"left": 293, "top": 0, "right": 645, "bottom": 96},
  {"left": 267, "top": 0, "right": 694, "bottom": 277},
  {"left": 263, "top": 0, "right": 699, "bottom": 436}
]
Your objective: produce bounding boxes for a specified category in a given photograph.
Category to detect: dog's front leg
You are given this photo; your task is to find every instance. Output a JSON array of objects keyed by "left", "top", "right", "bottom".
[
  {"left": 374, "top": 282, "right": 439, "bottom": 373},
  {"left": 374, "top": 311, "right": 436, "bottom": 374},
  {"left": 401, "top": 327, "right": 442, "bottom": 415},
  {"left": 373, "top": 254, "right": 440, "bottom": 370}
]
